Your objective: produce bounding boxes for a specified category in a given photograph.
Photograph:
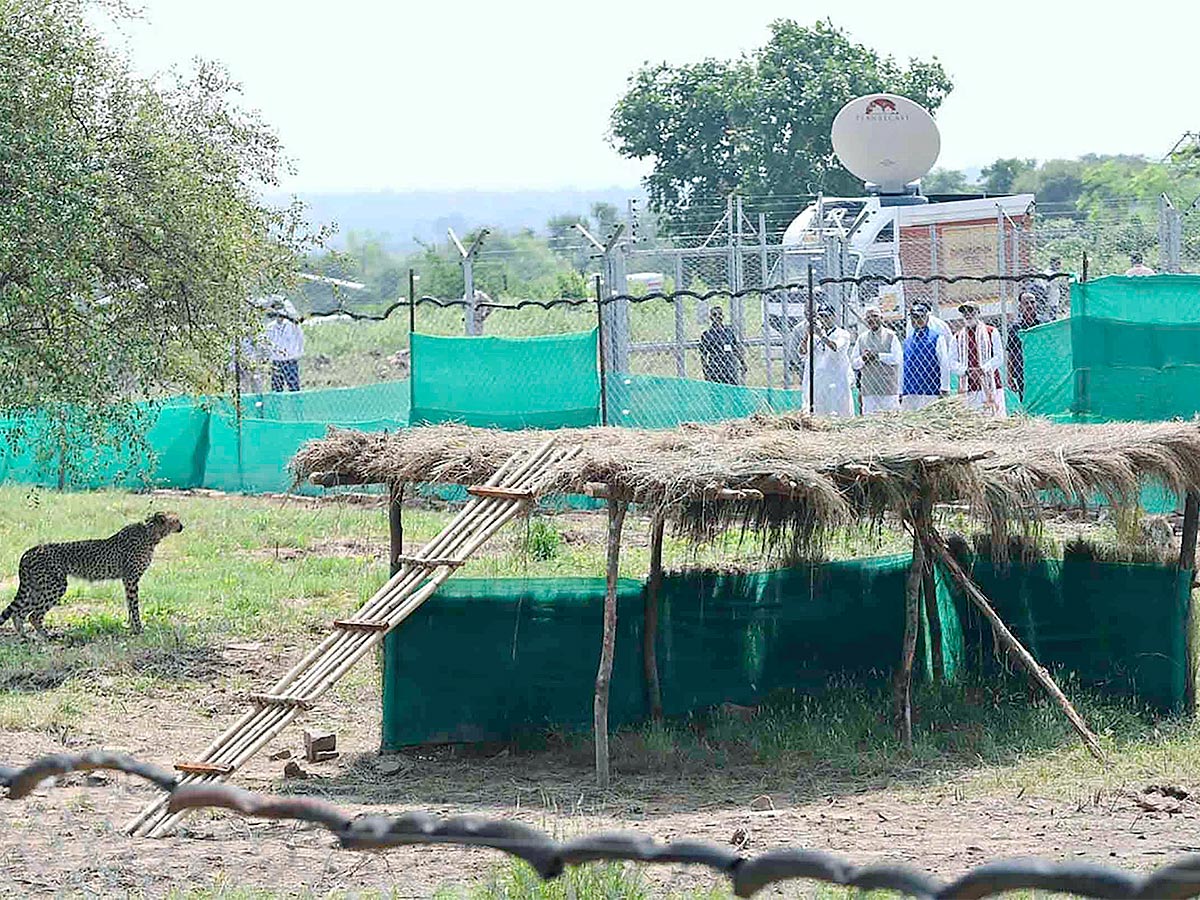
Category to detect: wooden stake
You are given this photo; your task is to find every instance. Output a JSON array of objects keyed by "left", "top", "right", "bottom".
[
  {"left": 389, "top": 482, "right": 404, "bottom": 577},
  {"left": 1179, "top": 490, "right": 1199, "bottom": 714},
  {"left": 927, "top": 527, "right": 1106, "bottom": 763},
  {"left": 895, "top": 526, "right": 925, "bottom": 753},
  {"left": 923, "top": 556, "right": 945, "bottom": 683},
  {"left": 644, "top": 512, "right": 665, "bottom": 722},
  {"left": 595, "top": 496, "right": 628, "bottom": 788}
]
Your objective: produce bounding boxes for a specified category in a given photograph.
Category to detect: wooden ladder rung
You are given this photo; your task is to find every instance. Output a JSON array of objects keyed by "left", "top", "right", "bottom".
[
  {"left": 467, "top": 485, "right": 535, "bottom": 501},
  {"left": 394, "top": 554, "right": 465, "bottom": 568},
  {"left": 175, "top": 762, "right": 234, "bottom": 776},
  {"left": 333, "top": 619, "right": 391, "bottom": 632},
  {"left": 249, "top": 693, "right": 313, "bottom": 710}
]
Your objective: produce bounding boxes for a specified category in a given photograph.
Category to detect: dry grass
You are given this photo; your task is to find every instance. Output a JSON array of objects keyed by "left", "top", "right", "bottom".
[{"left": 291, "top": 405, "right": 1200, "bottom": 563}]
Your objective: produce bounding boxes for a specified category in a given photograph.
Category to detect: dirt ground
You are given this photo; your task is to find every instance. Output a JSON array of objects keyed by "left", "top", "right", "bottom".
[{"left": 4, "top": 638, "right": 1200, "bottom": 900}]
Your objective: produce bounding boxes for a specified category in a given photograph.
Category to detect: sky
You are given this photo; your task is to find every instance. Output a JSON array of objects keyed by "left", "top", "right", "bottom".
[{"left": 110, "top": 0, "right": 1199, "bottom": 194}]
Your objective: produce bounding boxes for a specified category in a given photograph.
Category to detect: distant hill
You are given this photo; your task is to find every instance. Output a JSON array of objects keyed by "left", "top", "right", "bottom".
[{"left": 273, "top": 188, "right": 645, "bottom": 252}]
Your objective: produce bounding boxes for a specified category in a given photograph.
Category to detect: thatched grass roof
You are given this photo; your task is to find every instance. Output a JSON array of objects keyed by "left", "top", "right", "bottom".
[{"left": 290, "top": 404, "right": 1200, "bottom": 560}]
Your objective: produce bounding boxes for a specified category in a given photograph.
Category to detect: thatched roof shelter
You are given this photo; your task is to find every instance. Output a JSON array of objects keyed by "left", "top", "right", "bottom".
[
  {"left": 293, "top": 406, "right": 1200, "bottom": 559},
  {"left": 291, "top": 406, "right": 1200, "bottom": 778}
]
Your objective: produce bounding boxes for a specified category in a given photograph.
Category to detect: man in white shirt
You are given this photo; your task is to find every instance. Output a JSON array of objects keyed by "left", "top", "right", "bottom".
[
  {"left": 953, "top": 300, "right": 1006, "bottom": 417},
  {"left": 801, "top": 304, "right": 854, "bottom": 417},
  {"left": 264, "top": 297, "right": 305, "bottom": 392},
  {"left": 851, "top": 305, "right": 903, "bottom": 414},
  {"left": 925, "top": 306, "right": 958, "bottom": 394},
  {"left": 1125, "top": 252, "right": 1155, "bottom": 276}
]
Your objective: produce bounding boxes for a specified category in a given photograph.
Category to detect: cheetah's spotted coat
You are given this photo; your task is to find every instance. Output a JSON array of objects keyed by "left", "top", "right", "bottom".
[{"left": 0, "top": 512, "right": 183, "bottom": 639}]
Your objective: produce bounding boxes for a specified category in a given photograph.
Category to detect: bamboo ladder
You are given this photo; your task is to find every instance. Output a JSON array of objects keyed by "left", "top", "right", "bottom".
[{"left": 127, "top": 437, "right": 576, "bottom": 838}]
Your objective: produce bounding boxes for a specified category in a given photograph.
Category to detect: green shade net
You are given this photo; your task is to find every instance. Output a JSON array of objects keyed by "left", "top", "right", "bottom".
[
  {"left": 1023, "top": 275, "right": 1200, "bottom": 423},
  {"left": 0, "top": 400, "right": 210, "bottom": 490},
  {"left": 381, "top": 554, "right": 1187, "bottom": 748},
  {"left": 409, "top": 330, "right": 601, "bottom": 428},
  {"left": 606, "top": 375, "right": 809, "bottom": 428},
  {"left": 380, "top": 556, "right": 963, "bottom": 748},
  {"left": 950, "top": 556, "right": 1191, "bottom": 712}
]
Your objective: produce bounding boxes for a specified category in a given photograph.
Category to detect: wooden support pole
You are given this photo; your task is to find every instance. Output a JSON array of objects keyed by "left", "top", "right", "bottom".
[
  {"left": 923, "top": 556, "right": 945, "bottom": 683},
  {"left": 895, "top": 525, "right": 925, "bottom": 753},
  {"left": 1179, "top": 490, "right": 1199, "bottom": 714},
  {"left": 595, "top": 496, "right": 628, "bottom": 789},
  {"left": 927, "top": 527, "right": 1106, "bottom": 763},
  {"left": 644, "top": 512, "right": 665, "bottom": 723},
  {"left": 389, "top": 482, "right": 404, "bottom": 577}
]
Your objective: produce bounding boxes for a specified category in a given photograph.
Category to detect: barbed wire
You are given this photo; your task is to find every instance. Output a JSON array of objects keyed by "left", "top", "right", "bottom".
[
  {"left": 283, "top": 272, "right": 1073, "bottom": 324},
  {"left": 4, "top": 750, "right": 1200, "bottom": 899}
]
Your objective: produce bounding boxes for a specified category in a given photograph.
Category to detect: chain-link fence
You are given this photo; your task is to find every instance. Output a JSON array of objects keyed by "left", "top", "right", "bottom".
[{"left": 45, "top": 194, "right": 1174, "bottom": 494}]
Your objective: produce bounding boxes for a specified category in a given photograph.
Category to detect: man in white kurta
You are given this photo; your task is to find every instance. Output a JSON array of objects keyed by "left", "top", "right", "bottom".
[
  {"left": 801, "top": 305, "right": 854, "bottom": 417},
  {"left": 851, "top": 305, "right": 902, "bottom": 413},
  {"left": 927, "top": 308, "right": 957, "bottom": 395},
  {"left": 953, "top": 300, "right": 1006, "bottom": 418}
]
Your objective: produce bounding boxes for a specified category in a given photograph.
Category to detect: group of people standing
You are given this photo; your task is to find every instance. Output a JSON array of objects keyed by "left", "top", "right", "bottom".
[
  {"left": 811, "top": 298, "right": 1007, "bottom": 418},
  {"left": 699, "top": 297, "right": 1010, "bottom": 418}
]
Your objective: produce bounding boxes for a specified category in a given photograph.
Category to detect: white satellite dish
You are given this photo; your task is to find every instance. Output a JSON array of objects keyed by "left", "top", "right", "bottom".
[{"left": 831, "top": 93, "right": 940, "bottom": 194}]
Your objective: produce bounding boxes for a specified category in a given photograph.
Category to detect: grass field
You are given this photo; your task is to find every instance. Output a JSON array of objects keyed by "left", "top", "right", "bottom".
[{"left": 1, "top": 486, "right": 1199, "bottom": 898}]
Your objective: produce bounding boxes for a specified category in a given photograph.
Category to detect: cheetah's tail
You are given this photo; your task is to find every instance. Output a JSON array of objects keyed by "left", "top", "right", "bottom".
[{"left": 0, "top": 585, "right": 19, "bottom": 627}]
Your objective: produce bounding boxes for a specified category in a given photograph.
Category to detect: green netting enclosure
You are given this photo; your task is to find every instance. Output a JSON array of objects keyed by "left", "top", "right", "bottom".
[
  {"left": 8, "top": 278, "right": 1200, "bottom": 497},
  {"left": 1023, "top": 275, "right": 1200, "bottom": 422},
  {"left": 380, "top": 554, "right": 1189, "bottom": 749},
  {"left": 410, "top": 330, "right": 601, "bottom": 429}
]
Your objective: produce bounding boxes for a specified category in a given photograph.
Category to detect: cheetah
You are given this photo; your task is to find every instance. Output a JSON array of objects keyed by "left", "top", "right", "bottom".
[{"left": 0, "top": 512, "right": 184, "bottom": 640}]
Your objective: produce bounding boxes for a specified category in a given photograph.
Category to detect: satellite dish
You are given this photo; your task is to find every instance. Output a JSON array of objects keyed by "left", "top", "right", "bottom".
[{"left": 831, "top": 93, "right": 941, "bottom": 194}]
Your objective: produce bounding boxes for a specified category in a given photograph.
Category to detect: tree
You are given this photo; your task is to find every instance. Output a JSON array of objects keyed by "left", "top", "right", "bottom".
[
  {"left": 1, "top": 0, "right": 317, "bottom": 470},
  {"left": 610, "top": 19, "right": 953, "bottom": 235},
  {"left": 978, "top": 158, "right": 1036, "bottom": 194},
  {"left": 922, "top": 168, "right": 974, "bottom": 194},
  {"left": 1010, "top": 159, "right": 1085, "bottom": 206}
]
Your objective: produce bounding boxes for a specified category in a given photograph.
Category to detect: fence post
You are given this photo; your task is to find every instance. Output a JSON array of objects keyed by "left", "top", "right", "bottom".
[
  {"left": 449, "top": 227, "right": 487, "bottom": 335},
  {"left": 807, "top": 263, "right": 815, "bottom": 415},
  {"left": 408, "top": 268, "right": 416, "bottom": 334},
  {"left": 760, "top": 212, "right": 773, "bottom": 393},
  {"left": 610, "top": 237, "right": 630, "bottom": 372},
  {"left": 595, "top": 274, "right": 609, "bottom": 426},
  {"left": 732, "top": 196, "right": 745, "bottom": 341},
  {"left": 929, "top": 224, "right": 940, "bottom": 309},
  {"left": 576, "top": 223, "right": 627, "bottom": 374},
  {"left": 673, "top": 251, "right": 685, "bottom": 378}
]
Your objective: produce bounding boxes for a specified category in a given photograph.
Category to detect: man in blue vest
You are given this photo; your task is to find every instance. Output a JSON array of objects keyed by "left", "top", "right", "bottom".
[{"left": 901, "top": 301, "right": 951, "bottom": 412}]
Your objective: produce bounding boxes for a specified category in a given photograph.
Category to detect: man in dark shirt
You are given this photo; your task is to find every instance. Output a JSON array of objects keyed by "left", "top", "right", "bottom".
[
  {"left": 1008, "top": 290, "right": 1039, "bottom": 400},
  {"left": 699, "top": 306, "right": 744, "bottom": 384}
]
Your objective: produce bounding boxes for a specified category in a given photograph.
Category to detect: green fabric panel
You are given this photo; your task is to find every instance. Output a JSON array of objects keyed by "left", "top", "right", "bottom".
[
  {"left": 381, "top": 578, "right": 646, "bottom": 745},
  {"left": 0, "top": 403, "right": 209, "bottom": 490},
  {"left": 1071, "top": 318, "right": 1200, "bottom": 371},
  {"left": 1021, "top": 319, "right": 1075, "bottom": 417},
  {"left": 1076, "top": 365, "right": 1200, "bottom": 422},
  {"left": 202, "top": 413, "right": 406, "bottom": 494},
  {"left": 950, "top": 557, "right": 1190, "bottom": 712},
  {"left": 237, "top": 380, "right": 411, "bottom": 424},
  {"left": 381, "top": 557, "right": 964, "bottom": 748},
  {"left": 607, "top": 374, "right": 808, "bottom": 429},
  {"left": 1024, "top": 279, "right": 1200, "bottom": 422},
  {"left": 1072, "top": 274, "right": 1200, "bottom": 324},
  {"left": 410, "top": 330, "right": 601, "bottom": 428}
]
